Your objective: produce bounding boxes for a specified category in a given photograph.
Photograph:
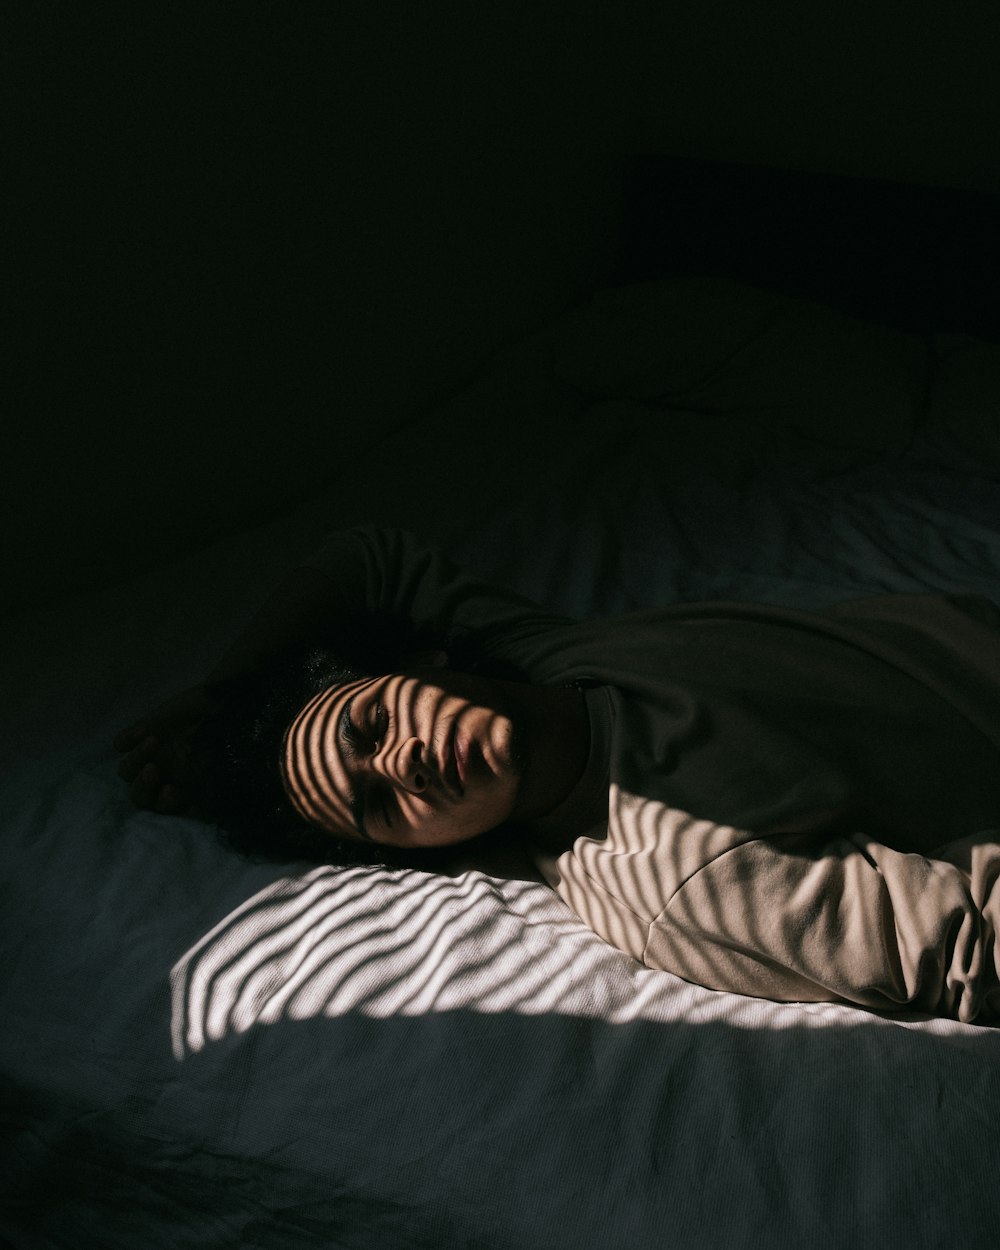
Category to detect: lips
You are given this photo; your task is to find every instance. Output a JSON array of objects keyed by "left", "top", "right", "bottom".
[
  {"left": 436, "top": 732, "right": 465, "bottom": 800},
  {"left": 454, "top": 734, "right": 469, "bottom": 785}
]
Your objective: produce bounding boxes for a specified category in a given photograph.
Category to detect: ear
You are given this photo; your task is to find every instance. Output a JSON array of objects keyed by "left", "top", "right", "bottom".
[{"left": 404, "top": 648, "right": 449, "bottom": 669}]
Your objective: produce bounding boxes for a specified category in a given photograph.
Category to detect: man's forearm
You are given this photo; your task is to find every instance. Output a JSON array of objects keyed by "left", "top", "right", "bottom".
[{"left": 205, "top": 567, "right": 350, "bottom": 685}]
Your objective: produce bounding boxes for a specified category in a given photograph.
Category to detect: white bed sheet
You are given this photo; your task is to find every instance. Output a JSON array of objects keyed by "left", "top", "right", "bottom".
[{"left": 3, "top": 280, "right": 1000, "bottom": 1249}]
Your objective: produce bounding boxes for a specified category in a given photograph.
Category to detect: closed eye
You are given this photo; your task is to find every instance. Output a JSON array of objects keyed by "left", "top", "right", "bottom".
[
  {"left": 340, "top": 698, "right": 390, "bottom": 758},
  {"left": 371, "top": 701, "right": 389, "bottom": 745},
  {"left": 338, "top": 697, "right": 395, "bottom": 841},
  {"left": 340, "top": 701, "right": 367, "bottom": 757}
]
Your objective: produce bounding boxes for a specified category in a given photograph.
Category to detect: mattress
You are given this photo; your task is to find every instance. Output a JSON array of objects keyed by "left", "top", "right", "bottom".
[{"left": 3, "top": 278, "right": 1000, "bottom": 1249}]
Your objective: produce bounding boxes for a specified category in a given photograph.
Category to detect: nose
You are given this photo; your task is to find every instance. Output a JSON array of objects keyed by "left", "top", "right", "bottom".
[{"left": 378, "top": 736, "right": 431, "bottom": 796}]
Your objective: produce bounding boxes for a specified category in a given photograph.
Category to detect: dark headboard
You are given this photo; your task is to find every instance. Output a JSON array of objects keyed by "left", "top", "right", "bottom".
[{"left": 615, "top": 155, "right": 1000, "bottom": 341}]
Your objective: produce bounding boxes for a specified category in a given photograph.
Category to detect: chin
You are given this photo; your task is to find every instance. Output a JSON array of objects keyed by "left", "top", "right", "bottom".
[{"left": 503, "top": 716, "right": 529, "bottom": 776}]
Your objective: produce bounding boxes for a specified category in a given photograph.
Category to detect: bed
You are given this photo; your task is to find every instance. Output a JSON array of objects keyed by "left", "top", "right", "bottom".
[{"left": 4, "top": 271, "right": 1000, "bottom": 1248}]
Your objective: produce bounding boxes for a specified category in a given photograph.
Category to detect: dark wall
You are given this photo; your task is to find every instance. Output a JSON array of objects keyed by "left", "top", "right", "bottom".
[
  {"left": 618, "top": 1, "right": 1000, "bottom": 195},
  {"left": 9, "top": 3, "right": 1000, "bottom": 617},
  {"left": 8, "top": 6, "right": 622, "bottom": 616}
]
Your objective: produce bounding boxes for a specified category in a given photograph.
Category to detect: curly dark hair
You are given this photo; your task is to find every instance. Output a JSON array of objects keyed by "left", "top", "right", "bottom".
[
  {"left": 194, "top": 614, "right": 527, "bottom": 869},
  {"left": 195, "top": 642, "right": 382, "bottom": 867}
]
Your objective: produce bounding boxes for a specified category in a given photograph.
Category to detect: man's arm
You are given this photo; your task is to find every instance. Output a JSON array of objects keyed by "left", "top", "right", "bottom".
[
  {"left": 113, "top": 566, "right": 351, "bottom": 812},
  {"left": 114, "top": 527, "right": 560, "bottom": 812},
  {"left": 649, "top": 829, "right": 1000, "bottom": 1024}
]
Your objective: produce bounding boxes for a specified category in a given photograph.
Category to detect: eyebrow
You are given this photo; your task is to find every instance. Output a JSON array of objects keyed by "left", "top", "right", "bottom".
[{"left": 339, "top": 695, "right": 373, "bottom": 842}]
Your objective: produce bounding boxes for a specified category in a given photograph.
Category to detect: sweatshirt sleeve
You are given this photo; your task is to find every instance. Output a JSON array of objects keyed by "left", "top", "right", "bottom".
[
  {"left": 646, "top": 829, "right": 1000, "bottom": 1024},
  {"left": 298, "top": 526, "right": 569, "bottom": 666}
]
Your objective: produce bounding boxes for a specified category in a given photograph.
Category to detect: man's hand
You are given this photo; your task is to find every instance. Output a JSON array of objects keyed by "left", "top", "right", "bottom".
[{"left": 113, "top": 683, "right": 222, "bottom": 814}]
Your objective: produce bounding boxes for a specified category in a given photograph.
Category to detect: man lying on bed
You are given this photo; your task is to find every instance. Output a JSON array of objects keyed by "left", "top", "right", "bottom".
[{"left": 114, "top": 526, "right": 1000, "bottom": 1025}]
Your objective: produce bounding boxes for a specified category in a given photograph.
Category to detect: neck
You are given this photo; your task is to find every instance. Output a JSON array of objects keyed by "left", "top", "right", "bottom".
[{"left": 511, "top": 684, "right": 591, "bottom": 825}]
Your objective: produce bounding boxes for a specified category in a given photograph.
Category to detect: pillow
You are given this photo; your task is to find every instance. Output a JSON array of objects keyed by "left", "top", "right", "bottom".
[{"left": 547, "top": 278, "right": 927, "bottom": 453}]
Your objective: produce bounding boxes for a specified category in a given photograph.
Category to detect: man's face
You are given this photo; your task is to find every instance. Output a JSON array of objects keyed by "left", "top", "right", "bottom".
[{"left": 281, "top": 668, "right": 528, "bottom": 849}]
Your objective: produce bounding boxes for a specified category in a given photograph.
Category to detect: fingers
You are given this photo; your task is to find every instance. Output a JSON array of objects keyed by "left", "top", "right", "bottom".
[
  {"left": 128, "top": 761, "right": 161, "bottom": 809},
  {"left": 156, "top": 783, "right": 182, "bottom": 814},
  {"left": 124, "top": 762, "right": 189, "bottom": 814},
  {"left": 113, "top": 699, "right": 206, "bottom": 813},
  {"left": 122, "top": 753, "right": 195, "bottom": 814},
  {"left": 113, "top": 723, "right": 149, "bottom": 753},
  {"left": 117, "top": 736, "right": 158, "bottom": 782}
]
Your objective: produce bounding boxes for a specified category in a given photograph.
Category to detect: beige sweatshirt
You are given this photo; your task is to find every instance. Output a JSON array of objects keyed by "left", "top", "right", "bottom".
[{"left": 304, "top": 527, "right": 1000, "bottom": 1024}]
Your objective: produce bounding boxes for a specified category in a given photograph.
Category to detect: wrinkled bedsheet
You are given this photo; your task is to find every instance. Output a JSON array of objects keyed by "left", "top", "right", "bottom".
[{"left": 3, "top": 280, "right": 1000, "bottom": 1249}]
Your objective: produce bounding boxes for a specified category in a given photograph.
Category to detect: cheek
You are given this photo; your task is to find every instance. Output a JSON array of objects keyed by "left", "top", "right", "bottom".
[{"left": 462, "top": 778, "right": 519, "bottom": 839}]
